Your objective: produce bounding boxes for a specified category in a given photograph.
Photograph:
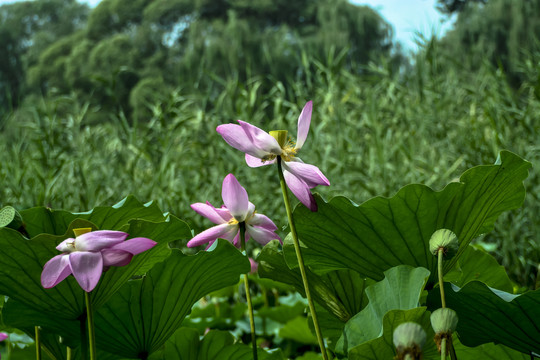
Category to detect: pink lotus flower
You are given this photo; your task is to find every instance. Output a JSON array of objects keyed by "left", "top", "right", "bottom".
[
  {"left": 249, "top": 258, "right": 258, "bottom": 274},
  {"left": 188, "top": 174, "right": 281, "bottom": 248},
  {"left": 0, "top": 332, "right": 6, "bottom": 359},
  {"left": 41, "top": 230, "right": 157, "bottom": 292},
  {"left": 216, "top": 101, "right": 329, "bottom": 211}
]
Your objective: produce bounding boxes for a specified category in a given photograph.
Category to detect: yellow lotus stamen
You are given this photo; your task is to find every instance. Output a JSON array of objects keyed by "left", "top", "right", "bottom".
[
  {"left": 281, "top": 142, "right": 297, "bottom": 162},
  {"left": 269, "top": 130, "right": 298, "bottom": 162}
]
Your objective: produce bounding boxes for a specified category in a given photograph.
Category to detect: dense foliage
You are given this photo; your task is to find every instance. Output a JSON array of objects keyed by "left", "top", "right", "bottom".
[
  {"left": 0, "top": 0, "right": 394, "bottom": 121},
  {"left": 0, "top": 0, "right": 539, "bottom": 359},
  {"left": 440, "top": 0, "right": 540, "bottom": 85}
]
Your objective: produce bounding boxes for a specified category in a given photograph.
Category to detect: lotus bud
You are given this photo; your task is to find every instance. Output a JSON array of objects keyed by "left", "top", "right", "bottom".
[
  {"left": 429, "top": 229, "right": 458, "bottom": 259},
  {"left": 430, "top": 308, "right": 458, "bottom": 334},
  {"left": 269, "top": 130, "right": 288, "bottom": 148},
  {"left": 0, "top": 206, "right": 23, "bottom": 230},
  {"left": 393, "top": 322, "right": 426, "bottom": 359}
]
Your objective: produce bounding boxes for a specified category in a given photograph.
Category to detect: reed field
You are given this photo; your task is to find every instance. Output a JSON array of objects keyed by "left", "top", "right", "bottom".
[
  {"left": 1, "top": 42, "right": 538, "bottom": 289},
  {"left": 3, "top": 1, "right": 540, "bottom": 358}
]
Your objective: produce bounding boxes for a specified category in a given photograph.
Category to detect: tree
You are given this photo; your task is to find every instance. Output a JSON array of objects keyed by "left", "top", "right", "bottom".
[
  {"left": 0, "top": 28, "right": 23, "bottom": 114},
  {"left": 440, "top": 0, "right": 540, "bottom": 85},
  {"left": 0, "top": 0, "right": 89, "bottom": 113},
  {"left": 436, "top": 0, "right": 487, "bottom": 13},
  {"left": 18, "top": 0, "right": 397, "bottom": 119}
]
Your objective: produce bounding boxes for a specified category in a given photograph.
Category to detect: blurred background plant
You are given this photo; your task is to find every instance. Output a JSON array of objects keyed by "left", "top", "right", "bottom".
[{"left": 0, "top": 0, "right": 538, "bottom": 291}]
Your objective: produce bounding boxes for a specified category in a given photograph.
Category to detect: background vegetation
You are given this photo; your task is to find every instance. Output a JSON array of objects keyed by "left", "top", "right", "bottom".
[{"left": 0, "top": 0, "right": 538, "bottom": 291}]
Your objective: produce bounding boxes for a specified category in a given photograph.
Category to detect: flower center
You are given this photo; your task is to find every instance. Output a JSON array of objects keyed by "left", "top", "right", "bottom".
[
  {"left": 268, "top": 130, "right": 297, "bottom": 162},
  {"left": 229, "top": 208, "right": 256, "bottom": 224},
  {"left": 67, "top": 227, "right": 93, "bottom": 252},
  {"left": 66, "top": 240, "right": 76, "bottom": 250},
  {"left": 281, "top": 143, "right": 297, "bottom": 162}
]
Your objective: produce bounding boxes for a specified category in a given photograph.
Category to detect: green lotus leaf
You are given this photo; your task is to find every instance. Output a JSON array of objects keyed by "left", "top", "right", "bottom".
[
  {"left": 428, "top": 281, "right": 540, "bottom": 355},
  {"left": 336, "top": 265, "right": 430, "bottom": 355},
  {"left": 289, "top": 151, "right": 530, "bottom": 287},
  {"left": 349, "top": 312, "right": 530, "bottom": 360},
  {"left": 20, "top": 195, "right": 167, "bottom": 238},
  {"left": 453, "top": 341, "right": 530, "bottom": 359},
  {"left": 181, "top": 296, "right": 247, "bottom": 333},
  {"left": 0, "top": 213, "right": 191, "bottom": 321},
  {"left": 93, "top": 241, "right": 250, "bottom": 358},
  {"left": 279, "top": 316, "right": 318, "bottom": 345},
  {"left": 258, "top": 240, "right": 364, "bottom": 322},
  {"left": 256, "top": 293, "right": 307, "bottom": 324},
  {"left": 347, "top": 308, "right": 438, "bottom": 360},
  {"left": 446, "top": 244, "right": 513, "bottom": 292},
  {"left": 150, "top": 327, "right": 285, "bottom": 360}
]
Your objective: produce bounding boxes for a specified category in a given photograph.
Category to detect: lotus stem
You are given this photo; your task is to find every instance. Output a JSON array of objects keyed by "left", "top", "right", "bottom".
[
  {"left": 449, "top": 339, "right": 458, "bottom": 360},
  {"left": 35, "top": 326, "right": 42, "bottom": 360},
  {"left": 276, "top": 156, "right": 328, "bottom": 360},
  {"left": 239, "top": 222, "right": 258, "bottom": 360},
  {"left": 85, "top": 291, "right": 97, "bottom": 360},
  {"left": 80, "top": 315, "right": 88, "bottom": 360},
  {"left": 441, "top": 337, "right": 447, "bottom": 360},
  {"left": 437, "top": 249, "right": 459, "bottom": 359},
  {"left": 438, "top": 248, "right": 446, "bottom": 308}
]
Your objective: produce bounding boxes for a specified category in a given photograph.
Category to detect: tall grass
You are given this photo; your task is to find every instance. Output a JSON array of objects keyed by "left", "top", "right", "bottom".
[{"left": 1, "top": 45, "right": 538, "bottom": 287}]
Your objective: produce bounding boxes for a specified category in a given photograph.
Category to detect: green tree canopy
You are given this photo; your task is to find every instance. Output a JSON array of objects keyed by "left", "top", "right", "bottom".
[
  {"left": 15, "top": 0, "right": 395, "bottom": 120},
  {"left": 436, "top": 0, "right": 487, "bottom": 13},
  {"left": 0, "top": 0, "right": 89, "bottom": 114},
  {"left": 439, "top": 0, "right": 540, "bottom": 85}
]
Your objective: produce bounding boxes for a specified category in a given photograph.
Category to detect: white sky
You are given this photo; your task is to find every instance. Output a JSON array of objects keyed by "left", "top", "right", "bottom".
[{"left": 0, "top": 0, "right": 454, "bottom": 52}]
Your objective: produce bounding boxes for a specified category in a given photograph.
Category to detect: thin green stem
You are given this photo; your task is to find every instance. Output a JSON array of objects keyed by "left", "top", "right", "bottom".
[
  {"left": 449, "top": 338, "right": 458, "bottom": 360},
  {"left": 80, "top": 315, "right": 88, "bottom": 360},
  {"left": 35, "top": 326, "right": 42, "bottom": 360},
  {"left": 438, "top": 248, "right": 446, "bottom": 308},
  {"left": 261, "top": 286, "right": 268, "bottom": 336},
  {"left": 85, "top": 291, "right": 97, "bottom": 360},
  {"left": 7, "top": 337, "right": 12, "bottom": 358},
  {"left": 276, "top": 157, "right": 328, "bottom": 360},
  {"left": 441, "top": 337, "right": 447, "bottom": 360},
  {"left": 240, "top": 222, "right": 258, "bottom": 360},
  {"left": 67, "top": 347, "right": 72, "bottom": 360}
]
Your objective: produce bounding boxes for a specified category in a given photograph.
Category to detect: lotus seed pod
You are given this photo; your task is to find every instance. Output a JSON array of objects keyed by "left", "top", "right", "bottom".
[
  {"left": 429, "top": 229, "right": 459, "bottom": 259},
  {"left": 0, "top": 206, "right": 23, "bottom": 230},
  {"left": 393, "top": 322, "right": 427, "bottom": 352},
  {"left": 431, "top": 308, "right": 459, "bottom": 334}
]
